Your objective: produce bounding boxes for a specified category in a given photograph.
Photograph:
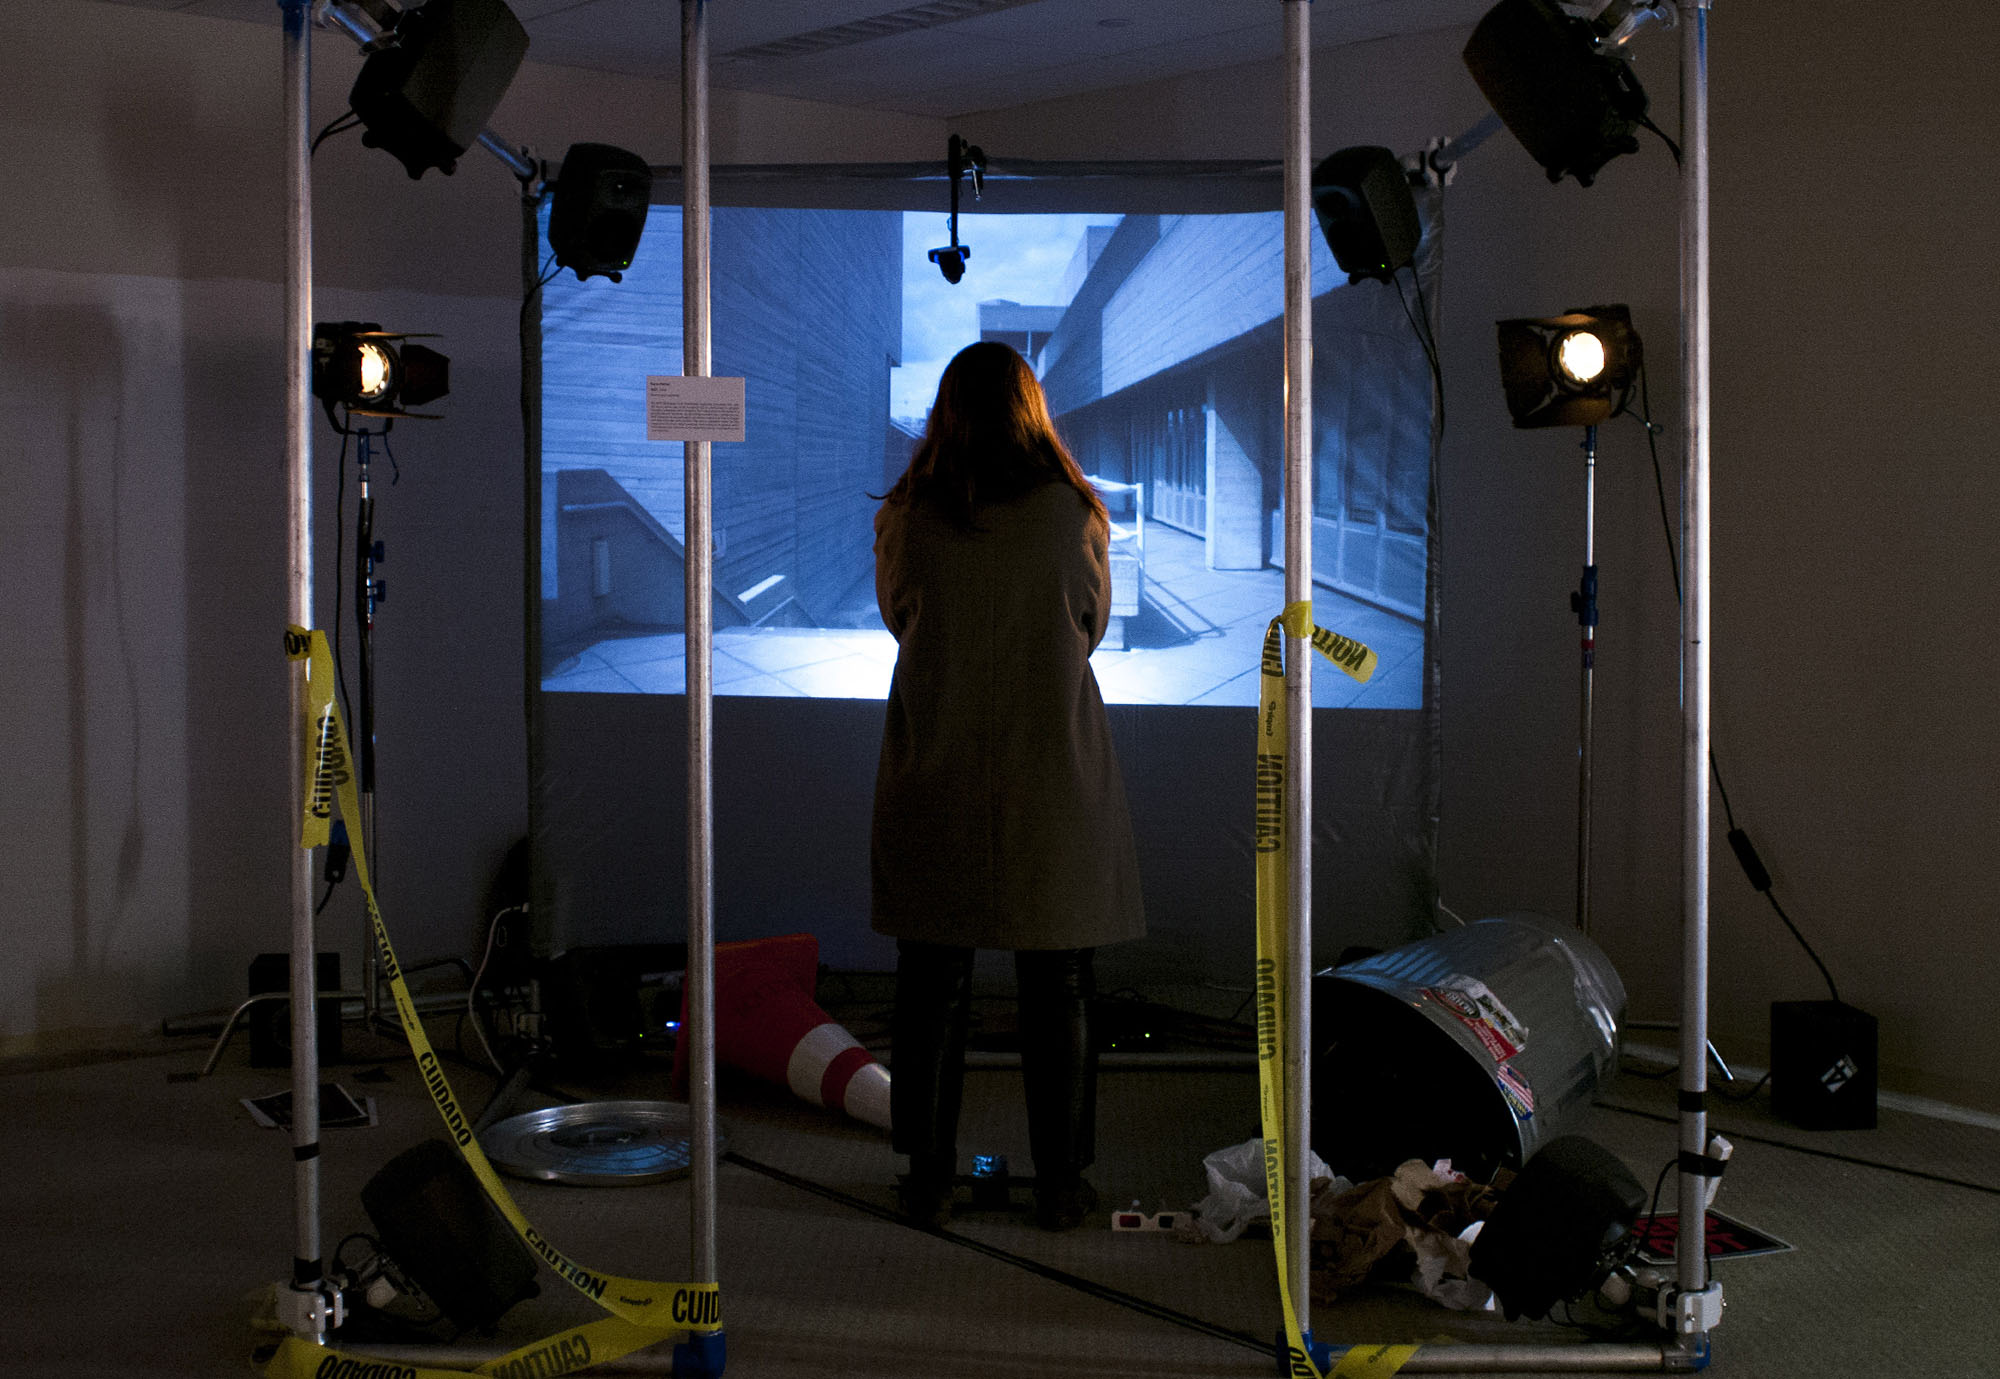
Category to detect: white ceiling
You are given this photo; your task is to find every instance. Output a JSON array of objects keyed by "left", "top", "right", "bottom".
[{"left": 119, "top": 0, "right": 1492, "bottom": 117}]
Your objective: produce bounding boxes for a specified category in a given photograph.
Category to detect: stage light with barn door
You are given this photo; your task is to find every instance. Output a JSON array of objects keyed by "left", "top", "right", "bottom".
[
  {"left": 1496, "top": 304, "right": 1640, "bottom": 429},
  {"left": 1495, "top": 304, "right": 1641, "bottom": 938},
  {"left": 311, "top": 321, "right": 450, "bottom": 432}
]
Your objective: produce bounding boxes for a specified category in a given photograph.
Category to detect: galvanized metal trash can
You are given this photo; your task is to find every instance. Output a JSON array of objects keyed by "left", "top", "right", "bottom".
[{"left": 1310, "top": 912, "right": 1625, "bottom": 1182}]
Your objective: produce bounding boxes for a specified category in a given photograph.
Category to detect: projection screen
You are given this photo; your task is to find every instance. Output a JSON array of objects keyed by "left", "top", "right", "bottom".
[{"left": 530, "top": 160, "right": 1443, "bottom": 994}]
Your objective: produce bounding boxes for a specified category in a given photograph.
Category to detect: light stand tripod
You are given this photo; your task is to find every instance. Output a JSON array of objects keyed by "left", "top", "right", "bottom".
[
  {"left": 1573, "top": 424, "right": 1599, "bottom": 936},
  {"left": 352, "top": 429, "right": 385, "bottom": 1029},
  {"left": 186, "top": 419, "right": 475, "bottom": 1074},
  {"left": 341, "top": 425, "right": 480, "bottom": 1038},
  {"left": 1566, "top": 420, "right": 1732, "bottom": 1081}
]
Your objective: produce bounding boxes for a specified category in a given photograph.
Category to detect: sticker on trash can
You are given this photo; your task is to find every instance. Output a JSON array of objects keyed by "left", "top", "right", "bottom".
[
  {"left": 1420, "top": 977, "right": 1528, "bottom": 1062},
  {"left": 1495, "top": 1062, "right": 1536, "bottom": 1119}
]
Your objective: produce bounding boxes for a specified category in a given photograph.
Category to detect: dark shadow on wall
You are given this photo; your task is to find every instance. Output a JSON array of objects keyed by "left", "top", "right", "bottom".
[
  {"left": 175, "top": 285, "right": 298, "bottom": 1014},
  {"left": 2, "top": 303, "right": 150, "bottom": 1023}
]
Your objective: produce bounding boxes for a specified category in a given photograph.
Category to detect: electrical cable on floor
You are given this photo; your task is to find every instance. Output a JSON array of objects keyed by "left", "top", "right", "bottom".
[
  {"left": 1593, "top": 1100, "right": 2000, "bottom": 1196},
  {"left": 719, "top": 1149, "right": 1272, "bottom": 1357},
  {"left": 1715, "top": 1070, "right": 1773, "bottom": 1103}
]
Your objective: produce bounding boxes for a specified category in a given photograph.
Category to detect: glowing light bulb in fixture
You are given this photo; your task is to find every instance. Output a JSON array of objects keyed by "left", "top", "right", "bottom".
[
  {"left": 356, "top": 342, "right": 395, "bottom": 402},
  {"left": 1555, "top": 330, "right": 1606, "bottom": 385}
]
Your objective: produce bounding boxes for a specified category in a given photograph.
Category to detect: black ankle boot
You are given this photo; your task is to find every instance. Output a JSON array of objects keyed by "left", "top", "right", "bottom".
[
  {"left": 1033, "top": 1175, "right": 1098, "bottom": 1231},
  {"left": 897, "top": 1156, "right": 954, "bottom": 1230}
]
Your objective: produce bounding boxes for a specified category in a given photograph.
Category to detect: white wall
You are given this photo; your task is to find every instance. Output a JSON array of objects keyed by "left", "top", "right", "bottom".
[
  {"left": 0, "top": 0, "right": 939, "bottom": 1049},
  {"left": 964, "top": 10, "right": 2000, "bottom": 1110},
  {"left": 11, "top": 0, "right": 1999, "bottom": 1114}
]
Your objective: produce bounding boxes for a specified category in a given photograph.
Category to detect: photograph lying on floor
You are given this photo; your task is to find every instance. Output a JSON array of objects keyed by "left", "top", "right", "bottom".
[{"left": 539, "top": 205, "right": 1432, "bottom": 708}]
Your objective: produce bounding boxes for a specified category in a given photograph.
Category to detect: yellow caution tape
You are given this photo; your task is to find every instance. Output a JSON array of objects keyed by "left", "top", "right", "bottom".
[
  {"left": 267, "top": 1315, "right": 676, "bottom": 1379},
  {"left": 1331, "top": 1343, "right": 1423, "bottom": 1376},
  {"left": 288, "top": 626, "right": 339, "bottom": 851},
  {"left": 1254, "top": 605, "right": 1415, "bottom": 1379},
  {"left": 276, "top": 628, "right": 719, "bottom": 1379}
]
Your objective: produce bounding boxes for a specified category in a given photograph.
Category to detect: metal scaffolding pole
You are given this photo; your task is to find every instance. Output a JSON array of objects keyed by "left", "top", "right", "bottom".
[
  {"left": 681, "top": 0, "right": 720, "bottom": 1298},
  {"left": 1577, "top": 426, "right": 1599, "bottom": 936},
  {"left": 278, "top": 0, "right": 333, "bottom": 1339},
  {"left": 1280, "top": 0, "right": 1315, "bottom": 1348},
  {"left": 1673, "top": 0, "right": 1723, "bottom": 1355}
]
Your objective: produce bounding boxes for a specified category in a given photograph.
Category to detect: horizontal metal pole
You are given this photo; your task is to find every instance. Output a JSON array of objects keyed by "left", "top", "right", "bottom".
[
  {"left": 477, "top": 129, "right": 539, "bottom": 182},
  {"left": 166, "top": 987, "right": 489, "bottom": 1039},
  {"left": 331, "top": 1338, "right": 1673, "bottom": 1375},
  {"left": 964, "top": 1050, "right": 1255, "bottom": 1071},
  {"left": 1394, "top": 1344, "right": 1672, "bottom": 1372},
  {"left": 333, "top": 1342, "right": 677, "bottom": 1373}
]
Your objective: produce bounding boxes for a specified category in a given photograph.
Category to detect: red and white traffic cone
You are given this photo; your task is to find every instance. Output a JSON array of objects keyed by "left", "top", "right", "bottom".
[{"left": 674, "top": 932, "right": 890, "bottom": 1130}]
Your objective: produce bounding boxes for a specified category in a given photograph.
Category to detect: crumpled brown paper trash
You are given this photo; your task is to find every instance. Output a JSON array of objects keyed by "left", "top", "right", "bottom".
[{"left": 1308, "top": 1159, "right": 1511, "bottom": 1308}]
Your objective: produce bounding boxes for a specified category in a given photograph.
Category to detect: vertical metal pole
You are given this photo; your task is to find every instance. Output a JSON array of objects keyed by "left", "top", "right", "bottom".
[
  {"left": 279, "top": 0, "right": 326, "bottom": 1329},
  {"left": 521, "top": 186, "right": 549, "bottom": 971},
  {"left": 1577, "top": 426, "right": 1598, "bottom": 935},
  {"left": 356, "top": 439, "right": 380, "bottom": 1020},
  {"left": 682, "top": 0, "right": 719, "bottom": 1291},
  {"left": 1281, "top": 0, "right": 1314, "bottom": 1344},
  {"left": 1677, "top": 0, "right": 1716, "bottom": 1322}
]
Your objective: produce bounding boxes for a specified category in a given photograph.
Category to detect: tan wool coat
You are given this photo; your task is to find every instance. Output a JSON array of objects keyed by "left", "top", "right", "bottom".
[{"left": 870, "top": 481, "right": 1145, "bottom": 951}]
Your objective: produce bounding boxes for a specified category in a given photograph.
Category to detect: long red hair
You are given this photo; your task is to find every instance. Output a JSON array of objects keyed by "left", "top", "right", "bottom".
[{"left": 884, "top": 341, "right": 1106, "bottom": 528}]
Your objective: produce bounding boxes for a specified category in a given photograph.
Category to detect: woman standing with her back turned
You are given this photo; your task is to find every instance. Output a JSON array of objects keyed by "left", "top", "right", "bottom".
[{"left": 871, "top": 340, "right": 1144, "bottom": 1231}]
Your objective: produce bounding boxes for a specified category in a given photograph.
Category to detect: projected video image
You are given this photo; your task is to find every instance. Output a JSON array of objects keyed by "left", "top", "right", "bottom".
[{"left": 540, "top": 206, "right": 1428, "bottom": 707}]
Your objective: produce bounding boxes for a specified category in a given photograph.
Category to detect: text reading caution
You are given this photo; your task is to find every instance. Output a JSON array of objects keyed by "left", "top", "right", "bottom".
[{"left": 647, "top": 375, "right": 746, "bottom": 443}]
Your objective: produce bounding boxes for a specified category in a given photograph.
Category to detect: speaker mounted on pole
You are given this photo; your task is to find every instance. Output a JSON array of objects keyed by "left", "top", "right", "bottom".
[
  {"left": 549, "top": 143, "right": 655, "bottom": 284},
  {"left": 1309, "top": 145, "right": 1421, "bottom": 284},
  {"left": 348, "top": 0, "right": 530, "bottom": 179}
]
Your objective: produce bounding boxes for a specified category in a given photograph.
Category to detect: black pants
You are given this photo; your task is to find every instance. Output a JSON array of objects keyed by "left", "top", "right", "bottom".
[{"left": 890, "top": 940, "right": 1097, "bottom": 1184}]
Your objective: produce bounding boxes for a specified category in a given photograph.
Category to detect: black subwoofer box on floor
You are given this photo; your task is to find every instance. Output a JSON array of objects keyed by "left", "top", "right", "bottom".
[
  {"left": 1470, "top": 1134, "right": 1646, "bottom": 1321},
  {"left": 361, "top": 1139, "right": 540, "bottom": 1333},
  {"left": 1771, "top": 999, "right": 1878, "bottom": 1130}
]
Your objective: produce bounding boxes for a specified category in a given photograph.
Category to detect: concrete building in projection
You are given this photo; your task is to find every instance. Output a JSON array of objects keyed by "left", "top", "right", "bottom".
[
  {"left": 542, "top": 207, "right": 903, "bottom": 665},
  {"left": 983, "top": 213, "right": 1432, "bottom": 622}
]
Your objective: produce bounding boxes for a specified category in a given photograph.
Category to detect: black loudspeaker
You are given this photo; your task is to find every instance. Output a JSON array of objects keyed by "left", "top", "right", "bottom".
[
  {"left": 350, "top": 0, "right": 530, "bottom": 179},
  {"left": 549, "top": 144, "right": 655, "bottom": 283},
  {"left": 247, "top": 952, "right": 342, "bottom": 1068},
  {"left": 1462, "top": 0, "right": 1648, "bottom": 187},
  {"left": 1771, "top": 1000, "right": 1879, "bottom": 1130},
  {"left": 1470, "top": 1135, "right": 1646, "bottom": 1320},
  {"left": 361, "top": 1139, "right": 540, "bottom": 1333},
  {"left": 1309, "top": 146, "right": 1420, "bottom": 284}
]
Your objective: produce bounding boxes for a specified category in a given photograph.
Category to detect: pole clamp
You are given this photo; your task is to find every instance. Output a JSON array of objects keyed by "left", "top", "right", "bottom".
[
  {"left": 277, "top": 1278, "right": 347, "bottom": 1338},
  {"left": 1670, "top": 1281, "right": 1726, "bottom": 1335}
]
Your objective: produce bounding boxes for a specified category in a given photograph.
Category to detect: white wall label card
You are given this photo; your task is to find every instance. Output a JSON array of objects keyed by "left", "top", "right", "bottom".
[{"left": 646, "top": 375, "right": 746, "bottom": 442}]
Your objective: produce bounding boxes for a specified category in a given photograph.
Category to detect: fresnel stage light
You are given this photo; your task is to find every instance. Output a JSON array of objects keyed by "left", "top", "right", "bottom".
[
  {"left": 1495, "top": 304, "right": 1640, "bottom": 429},
  {"left": 312, "top": 321, "right": 450, "bottom": 432}
]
